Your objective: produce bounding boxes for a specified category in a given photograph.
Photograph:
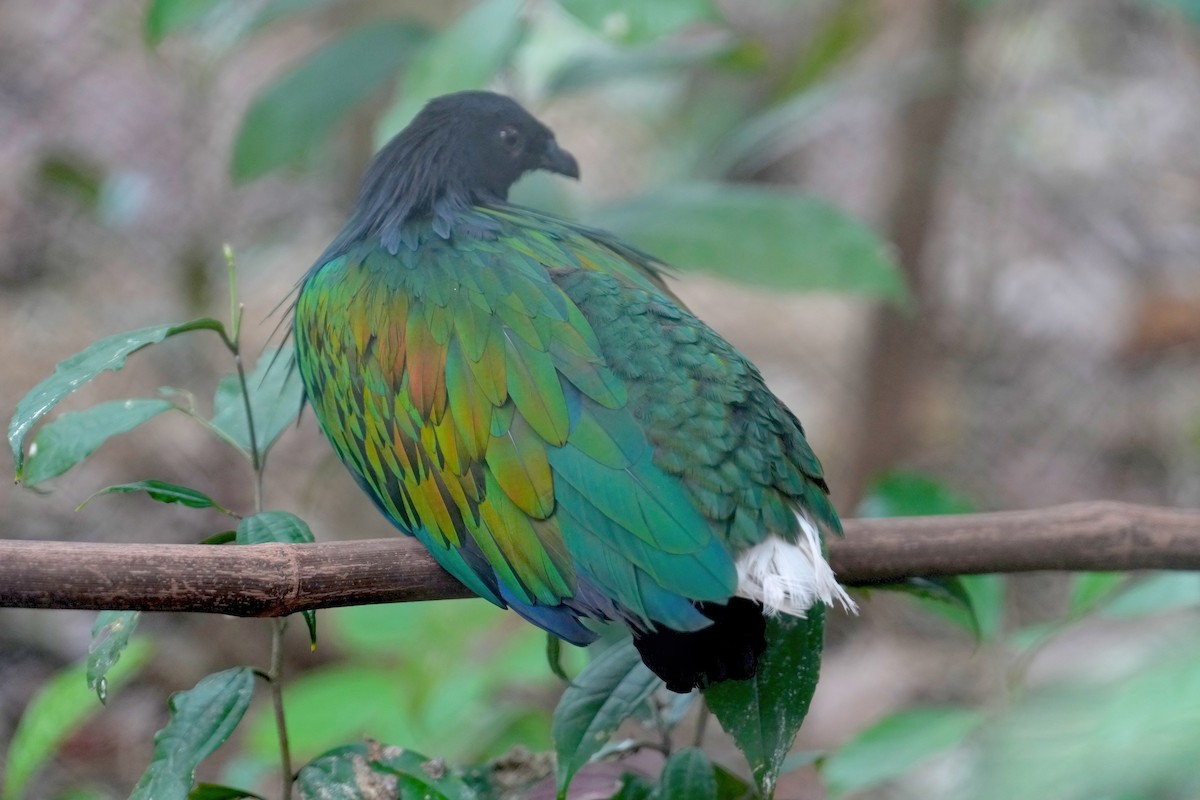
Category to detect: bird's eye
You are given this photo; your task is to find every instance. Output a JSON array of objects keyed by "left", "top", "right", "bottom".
[{"left": 498, "top": 125, "right": 523, "bottom": 152}]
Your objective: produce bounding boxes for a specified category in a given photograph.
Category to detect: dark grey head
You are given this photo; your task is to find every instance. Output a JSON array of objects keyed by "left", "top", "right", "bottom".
[
  {"left": 407, "top": 90, "right": 579, "bottom": 196},
  {"left": 343, "top": 91, "right": 579, "bottom": 249}
]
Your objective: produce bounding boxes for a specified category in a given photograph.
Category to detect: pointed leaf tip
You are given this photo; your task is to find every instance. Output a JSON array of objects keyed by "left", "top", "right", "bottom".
[{"left": 8, "top": 318, "right": 225, "bottom": 478}]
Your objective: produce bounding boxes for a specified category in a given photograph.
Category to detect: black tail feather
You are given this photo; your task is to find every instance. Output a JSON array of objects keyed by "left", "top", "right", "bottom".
[{"left": 632, "top": 598, "right": 767, "bottom": 693}]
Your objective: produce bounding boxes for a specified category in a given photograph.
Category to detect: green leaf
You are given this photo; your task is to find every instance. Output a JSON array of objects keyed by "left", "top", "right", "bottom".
[
  {"left": 552, "top": 638, "right": 662, "bottom": 795},
  {"left": 1142, "top": 0, "right": 1200, "bottom": 26},
  {"left": 297, "top": 743, "right": 478, "bottom": 799},
  {"left": 9, "top": 318, "right": 225, "bottom": 479},
  {"left": 546, "top": 634, "right": 570, "bottom": 682},
  {"left": 712, "top": 763, "right": 754, "bottom": 800},
  {"left": 210, "top": 345, "right": 305, "bottom": 458},
  {"left": 188, "top": 784, "right": 265, "bottom": 800},
  {"left": 772, "top": 0, "right": 874, "bottom": 99},
  {"left": 247, "top": 666, "right": 409, "bottom": 765},
  {"left": 1100, "top": 572, "right": 1200, "bottom": 618},
  {"left": 657, "top": 748, "right": 717, "bottom": 800},
  {"left": 4, "top": 640, "right": 152, "bottom": 800},
  {"left": 704, "top": 608, "right": 824, "bottom": 800},
  {"left": 246, "top": 0, "right": 338, "bottom": 33},
  {"left": 820, "top": 706, "right": 984, "bottom": 798},
  {"left": 375, "top": 0, "right": 527, "bottom": 141},
  {"left": 856, "top": 471, "right": 975, "bottom": 518},
  {"left": 557, "top": 0, "right": 720, "bottom": 44},
  {"left": 546, "top": 35, "right": 738, "bottom": 95},
  {"left": 1068, "top": 572, "right": 1127, "bottom": 617},
  {"left": 587, "top": 183, "right": 905, "bottom": 299},
  {"left": 79, "top": 480, "right": 230, "bottom": 513},
  {"left": 131, "top": 668, "right": 256, "bottom": 799},
  {"left": 237, "top": 512, "right": 319, "bottom": 642},
  {"left": 145, "top": 0, "right": 225, "bottom": 44},
  {"left": 21, "top": 398, "right": 175, "bottom": 487},
  {"left": 970, "top": 637, "right": 1200, "bottom": 800},
  {"left": 231, "top": 22, "right": 429, "bottom": 181},
  {"left": 236, "top": 510, "right": 315, "bottom": 545},
  {"left": 87, "top": 610, "right": 141, "bottom": 703},
  {"left": 608, "top": 772, "right": 656, "bottom": 800},
  {"left": 877, "top": 575, "right": 1004, "bottom": 640},
  {"left": 199, "top": 530, "right": 238, "bottom": 545}
]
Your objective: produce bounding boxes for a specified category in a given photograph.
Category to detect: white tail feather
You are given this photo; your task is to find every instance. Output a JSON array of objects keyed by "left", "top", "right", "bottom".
[{"left": 735, "top": 514, "right": 857, "bottom": 616}]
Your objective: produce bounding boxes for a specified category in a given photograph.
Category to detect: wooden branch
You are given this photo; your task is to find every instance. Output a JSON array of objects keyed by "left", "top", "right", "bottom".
[{"left": 1, "top": 502, "right": 1197, "bottom": 617}]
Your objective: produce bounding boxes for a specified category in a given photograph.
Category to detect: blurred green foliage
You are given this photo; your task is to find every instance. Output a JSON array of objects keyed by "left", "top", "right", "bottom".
[{"left": 8, "top": 0, "right": 1200, "bottom": 798}]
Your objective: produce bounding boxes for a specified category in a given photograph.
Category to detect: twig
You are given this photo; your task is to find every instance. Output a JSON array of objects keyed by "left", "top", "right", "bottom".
[{"left": 1, "top": 502, "right": 1197, "bottom": 615}]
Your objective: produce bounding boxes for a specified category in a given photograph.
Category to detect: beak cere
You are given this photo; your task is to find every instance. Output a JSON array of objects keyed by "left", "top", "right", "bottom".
[{"left": 540, "top": 139, "right": 580, "bottom": 179}]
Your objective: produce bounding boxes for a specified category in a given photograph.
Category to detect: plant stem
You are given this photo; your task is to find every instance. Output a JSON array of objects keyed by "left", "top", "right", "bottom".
[
  {"left": 693, "top": 702, "right": 710, "bottom": 748},
  {"left": 270, "top": 617, "right": 294, "bottom": 798}
]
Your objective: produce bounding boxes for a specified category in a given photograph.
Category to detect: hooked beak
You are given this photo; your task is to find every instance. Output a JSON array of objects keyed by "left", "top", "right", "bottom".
[{"left": 540, "top": 138, "right": 580, "bottom": 180}]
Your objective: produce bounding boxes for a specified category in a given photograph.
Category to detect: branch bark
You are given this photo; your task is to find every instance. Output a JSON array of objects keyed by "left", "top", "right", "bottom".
[{"left": 1, "top": 502, "right": 1197, "bottom": 617}]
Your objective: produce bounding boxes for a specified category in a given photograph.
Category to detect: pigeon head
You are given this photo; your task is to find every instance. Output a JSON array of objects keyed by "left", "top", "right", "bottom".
[{"left": 349, "top": 91, "right": 579, "bottom": 246}]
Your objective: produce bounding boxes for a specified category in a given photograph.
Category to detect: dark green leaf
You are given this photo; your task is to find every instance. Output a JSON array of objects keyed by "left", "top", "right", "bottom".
[
  {"left": 231, "top": 22, "right": 430, "bottom": 180},
  {"left": 712, "top": 763, "right": 753, "bottom": 800},
  {"left": 4, "top": 641, "right": 152, "bottom": 800},
  {"left": 236, "top": 510, "right": 315, "bottom": 545},
  {"left": 588, "top": 184, "right": 905, "bottom": 299},
  {"left": 188, "top": 784, "right": 265, "bottom": 800},
  {"left": 820, "top": 707, "right": 984, "bottom": 797},
  {"left": 304, "top": 609, "right": 318, "bottom": 650},
  {"left": 80, "top": 480, "right": 230, "bottom": 513},
  {"left": 1068, "top": 572, "right": 1127, "bottom": 617},
  {"left": 857, "top": 472, "right": 1003, "bottom": 637},
  {"left": 609, "top": 772, "right": 656, "bottom": 800},
  {"left": 856, "top": 471, "right": 975, "bottom": 518},
  {"left": 9, "top": 318, "right": 225, "bottom": 479},
  {"left": 21, "top": 398, "right": 175, "bottom": 486},
  {"left": 376, "top": 0, "right": 526, "bottom": 138},
  {"left": 297, "top": 743, "right": 478, "bottom": 799},
  {"left": 131, "top": 668, "right": 256, "bottom": 799},
  {"left": 199, "top": 530, "right": 238, "bottom": 545},
  {"left": 704, "top": 608, "right": 824, "bottom": 799},
  {"left": 874, "top": 575, "right": 1004, "bottom": 640},
  {"left": 546, "top": 634, "right": 570, "bottom": 682},
  {"left": 210, "top": 345, "right": 305, "bottom": 457},
  {"left": 87, "top": 610, "right": 141, "bottom": 703},
  {"left": 546, "top": 34, "right": 737, "bottom": 95},
  {"left": 237, "top": 513, "right": 317, "bottom": 642},
  {"left": 552, "top": 638, "right": 662, "bottom": 795},
  {"left": 557, "top": 0, "right": 719, "bottom": 44},
  {"left": 36, "top": 153, "right": 105, "bottom": 209},
  {"left": 657, "top": 748, "right": 717, "bottom": 800},
  {"left": 145, "top": 0, "right": 225, "bottom": 44}
]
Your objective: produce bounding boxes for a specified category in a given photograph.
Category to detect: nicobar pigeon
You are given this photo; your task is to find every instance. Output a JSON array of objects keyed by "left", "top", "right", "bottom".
[{"left": 292, "top": 91, "right": 855, "bottom": 693}]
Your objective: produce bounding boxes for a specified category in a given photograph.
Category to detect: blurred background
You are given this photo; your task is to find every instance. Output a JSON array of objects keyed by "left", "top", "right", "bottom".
[{"left": 3, "top": 0, "right": 1200, "bottom": 797}]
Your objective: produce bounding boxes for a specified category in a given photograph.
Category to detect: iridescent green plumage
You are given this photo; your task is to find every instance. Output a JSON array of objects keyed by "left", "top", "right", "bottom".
[{"left": 292, "top": 92, "right": 847, "bottom": 690}]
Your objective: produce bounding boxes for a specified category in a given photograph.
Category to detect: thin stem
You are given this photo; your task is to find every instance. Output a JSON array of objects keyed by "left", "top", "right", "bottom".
[
  {"left": 693, "top": 702, "right": 710, "bottom": 748},
  {"left": 269, "top": 617, "right": 294, "bottom": 798},
  {"left": 232, "top": 345, "right": 262, "bottom": 473}
]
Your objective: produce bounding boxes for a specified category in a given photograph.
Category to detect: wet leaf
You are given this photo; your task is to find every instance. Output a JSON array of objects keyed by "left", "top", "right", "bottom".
[
  {"left": 87, "top": 610, "right": 142, "bottom": 703},
  {"left": 704, "top": 608, "right": 824, "bottom": 799},
  {"left": 21, "top": 398, "right": 175, "bottom": 486},
  {"left": 552, "top": 638, "right": 661, "bottom": 795},
  {"left": 130, "top": 668, "right": 256, "bottom": 799},
  {"left": 10, "top": 318, "right": 225, "bottom": 479}
]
